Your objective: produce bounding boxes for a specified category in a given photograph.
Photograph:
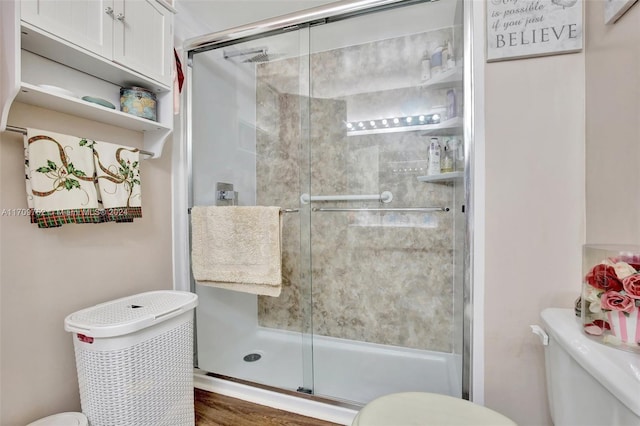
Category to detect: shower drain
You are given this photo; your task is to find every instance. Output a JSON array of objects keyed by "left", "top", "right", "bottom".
[{"left": 243, "top": 353, "right": 262, "bottom": 362}]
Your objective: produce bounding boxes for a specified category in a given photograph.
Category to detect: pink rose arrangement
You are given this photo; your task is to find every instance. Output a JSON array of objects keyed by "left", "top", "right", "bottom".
[{"left": 583, "top": 257, "right": 640, "bottom": 348}]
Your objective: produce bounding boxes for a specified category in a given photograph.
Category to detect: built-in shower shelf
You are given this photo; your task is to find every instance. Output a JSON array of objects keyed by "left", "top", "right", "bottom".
[
  {"left": 348, "top": 117, "right": 462, "bottom": 136},
  {"left": 419, "top": 67, "right": 463, "bottom": 89},
  {"left": 417, "top": 171, "right": 463, "bottom": 183},
  {"left": 335, "top": 66, "right": 462, "bottom": 98}
]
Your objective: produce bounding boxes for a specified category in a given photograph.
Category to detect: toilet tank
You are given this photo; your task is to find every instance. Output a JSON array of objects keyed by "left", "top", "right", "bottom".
[{"left": 540, "top": 308, "right": 640, "bottom": 426}]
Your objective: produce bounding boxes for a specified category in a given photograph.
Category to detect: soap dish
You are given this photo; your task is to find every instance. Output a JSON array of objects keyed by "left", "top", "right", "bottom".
[{"left": 82, "top": 96, "right": 116, "bottom": 109}]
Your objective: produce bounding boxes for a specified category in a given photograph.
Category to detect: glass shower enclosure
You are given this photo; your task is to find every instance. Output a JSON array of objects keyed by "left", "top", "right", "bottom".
[{"left": 186, "top": 0, "right": 468, "bottom": 405}]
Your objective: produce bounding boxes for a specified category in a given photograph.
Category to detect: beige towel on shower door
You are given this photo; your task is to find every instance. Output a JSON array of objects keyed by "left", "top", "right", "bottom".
[{"left": 190, "top": 206, "right": 282, "bottom": 297}]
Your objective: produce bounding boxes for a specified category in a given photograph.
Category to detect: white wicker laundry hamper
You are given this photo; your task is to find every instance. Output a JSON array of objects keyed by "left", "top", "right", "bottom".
[{"left": 64, "top": 291, "right": 198, "bottom": 426}]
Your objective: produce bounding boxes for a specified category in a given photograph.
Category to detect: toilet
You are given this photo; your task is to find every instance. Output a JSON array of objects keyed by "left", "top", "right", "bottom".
[
  {"left": 539, "top": 308, "right": 640, "bottom": 425},
  {"left": 26, "top": 412, "right": 87, "bottom": 426},
  {"left": 351, "top": 392, "right": 516, "bottom": 426}
]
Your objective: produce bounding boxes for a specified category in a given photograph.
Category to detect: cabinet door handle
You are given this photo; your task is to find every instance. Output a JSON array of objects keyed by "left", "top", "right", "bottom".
[
  {"left": 104, "top": 7, "right": 114, "bottom": 16},
  {"left": 116, "top": 13, "right": 125, "bottom": 21}
]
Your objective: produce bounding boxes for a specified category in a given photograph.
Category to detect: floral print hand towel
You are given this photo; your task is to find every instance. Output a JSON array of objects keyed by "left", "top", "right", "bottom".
[
  {"left": 24, "top": 128, "right": 143, "bottom": 227},
  {"left": 91, "top": 140, "right": 142, "bottom": 222},
  {"left": 25, "top": 128, "right": 101, "bottom": 228}
]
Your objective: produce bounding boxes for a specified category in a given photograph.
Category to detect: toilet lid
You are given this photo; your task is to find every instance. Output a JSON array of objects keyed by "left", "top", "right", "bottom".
[
  {"left": 352, "top": 393, "right": 516, "bottom": 426},
  {"left": 27, "top": 412, "right": 88, "bottom": 426}
]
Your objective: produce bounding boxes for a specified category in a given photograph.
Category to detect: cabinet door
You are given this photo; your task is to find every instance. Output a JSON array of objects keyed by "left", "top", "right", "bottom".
[
  {"left": 21, "top": 0, "right": 113, "bottom": 59},
  {"left": 112, "top": 0, "right": 172, "bottom": 86}
]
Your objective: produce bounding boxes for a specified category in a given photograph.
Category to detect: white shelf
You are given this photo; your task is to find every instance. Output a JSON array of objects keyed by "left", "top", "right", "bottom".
[
  {"left": 14, "top": 83, "right": 171, "bottom": 158},
  {"left": 417, "top": 171, "right": 463, "bottom": 183},
  {"left": 21, "top": 22, "right": 170, "bottom": 94},
  {"left": 18, "top": 83, "right": 169, "bottom": 132},
  {"left": 348, "top": 116, "right": 463, "bottom": 136},
  {"left": 421, "top": 116, "right": 463, "bottom": 136},
  {"left": 419, "top": 67, "right": 463, "bottom": 90},
  {"left": 334, "top": 66, "right": 462, "bottom": 99}
]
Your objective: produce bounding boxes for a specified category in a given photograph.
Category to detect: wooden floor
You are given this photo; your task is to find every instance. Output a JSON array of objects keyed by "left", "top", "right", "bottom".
[{"left": 195, "top": 388, "right": 343, "bottom": 426}]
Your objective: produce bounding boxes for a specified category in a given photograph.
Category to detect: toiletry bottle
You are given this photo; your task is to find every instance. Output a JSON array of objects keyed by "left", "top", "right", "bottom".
[
  {"left": 446, "top": 40, "right": 455, "bottom": 69},
  {"left": 421, "top": 51, "right": 431, "bottom": 82},
  {"left": 430, "top": 46, "right": 443, "bottom": 74},
  {"left": 450, "top": 137, "right": 464, "bottom": 171},
  {"left": 441, "top": 140, "right": 453, "bottom": 173},
  {"left": 441, "top": 43, "right": 449, "bottom": 71},
  {"left": 428, "top": 138, "right": 441, "bottom": 175},
  {"left": 446, "top": 89, "right": 457, "bottom": 120}
]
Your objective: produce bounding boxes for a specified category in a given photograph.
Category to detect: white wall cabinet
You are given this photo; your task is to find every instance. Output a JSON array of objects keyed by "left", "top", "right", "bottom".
[
  {"left": 21, "top": 0, "right": 172, "bottom": 87},
  {"left": 0, "top": 0, "right": 175, "bottom": 158},
  {"left": 21, "top": 0, "right": 114, "bottom": 61},
  {"left": 112, "top": 0, "right": 172, "bottom": 86}
]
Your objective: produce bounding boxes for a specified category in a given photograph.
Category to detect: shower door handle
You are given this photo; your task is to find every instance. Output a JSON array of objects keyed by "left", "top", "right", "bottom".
[{"left": 300, "top": 191, "right": 393, "bottom": 204}]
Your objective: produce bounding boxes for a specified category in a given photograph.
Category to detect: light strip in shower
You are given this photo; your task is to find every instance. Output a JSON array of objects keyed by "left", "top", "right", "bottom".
[{"left": 346, "top": 113, "right": 442, "bottom": 132}]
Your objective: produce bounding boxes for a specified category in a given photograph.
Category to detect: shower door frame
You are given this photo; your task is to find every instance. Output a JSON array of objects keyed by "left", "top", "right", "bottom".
[{"left": 180, "top": 0, "right": 479, "bottom": 402}]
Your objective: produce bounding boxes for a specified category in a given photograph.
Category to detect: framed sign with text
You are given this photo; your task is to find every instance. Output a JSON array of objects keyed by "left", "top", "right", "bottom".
[{"left": 486, "top": 0, "right": 583, "bottom": 62}]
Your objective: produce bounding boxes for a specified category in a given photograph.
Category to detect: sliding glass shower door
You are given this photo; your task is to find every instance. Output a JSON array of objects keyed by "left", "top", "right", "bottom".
[
  {"left": 190, "top": 27, "right": 314, "bottom": 393},
  {"left": 305, "top": 1, "right": 465, "bottom": 402},
  {"left": 188, "top": 0, "right": 467, "bottom": 405}
]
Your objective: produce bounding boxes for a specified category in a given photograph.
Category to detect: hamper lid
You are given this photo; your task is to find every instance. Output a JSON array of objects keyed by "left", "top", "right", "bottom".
[{"left": 64, "top": 291, "right": 198, "bottom": 338}]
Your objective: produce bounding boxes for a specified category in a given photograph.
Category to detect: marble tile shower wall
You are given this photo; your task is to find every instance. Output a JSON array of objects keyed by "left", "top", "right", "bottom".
[{"left": 256, "top": 29, "right": 459, "bottom": 352}]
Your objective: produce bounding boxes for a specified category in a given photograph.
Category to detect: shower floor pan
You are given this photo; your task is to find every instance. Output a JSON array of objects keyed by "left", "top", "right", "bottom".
[{"left": 197, "top": 326, "right": 461, "bottom": 405}]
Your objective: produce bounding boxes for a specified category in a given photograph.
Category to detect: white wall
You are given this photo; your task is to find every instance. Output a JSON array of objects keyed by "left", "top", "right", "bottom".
[
  {"left": 465, "top": 3, "right": 587, "bottom": 424},
  {"left": 189, "top": 44, "right": 262, "bottom": 367},
  {"left": 483, "top": 24, "right": 585, "bottom": 426},
  {"left": 191, "top": 51, "right": 257, "bottom": 207},
  {"left": 483, "top": 2, "right": 640, "bottom": 425},
  {"left": 585, "top": 0, "right": 640, "bottom": 244}
]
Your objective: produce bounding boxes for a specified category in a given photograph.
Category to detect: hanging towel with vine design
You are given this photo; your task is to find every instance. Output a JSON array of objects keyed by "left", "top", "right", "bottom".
[
  {"left": 25, "top": 128, "right": 102, "bottom": 228},
  {"left": 24, "top": 128, "right": 143, "bottom": 227},
  {"left": 90, "top": 140, "right": 142, "bottom": 222}
]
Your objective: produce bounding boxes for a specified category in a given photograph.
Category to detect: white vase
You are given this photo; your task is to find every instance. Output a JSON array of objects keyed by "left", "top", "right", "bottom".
[{"left": 607, "top": 307, "right": 640, "bottom": 345}]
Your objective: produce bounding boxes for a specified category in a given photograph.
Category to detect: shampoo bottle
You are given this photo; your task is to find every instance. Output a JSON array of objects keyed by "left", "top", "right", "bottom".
[
  {"left": 446, "top": 40, "right": 455, "bottom": 69},
  {"left": 428, "top": 138, "right": 441, "bottom": 175},
  {"left": 446, "top": 89, "right": 457, "bottom": 119},
  {"left": 441, "top": 43, "right": 449, "bottom": 71},
  {"left": 441, "top": 140, "right": 453, "bottom": 173},
  {"left": 430, "top": 46, "right": 443, "bottom": 74},
  {"left": 449, "top": 137, "right": 464, "bottom": 171},
  {"left": 421, "top": 51, "right": 431, "bottom": 82}
]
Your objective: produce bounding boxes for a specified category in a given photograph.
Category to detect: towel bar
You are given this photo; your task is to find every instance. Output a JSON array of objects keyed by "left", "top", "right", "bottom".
[
  {"left": 187, "top": 207, "right": 299, "bottom": 214},
  {"left": 312, "top": 207, "right": 449, "bottom": 212},
  {"left": 186, "top": 206, "right": 447, "bottom": 213},
  {"left": 4, "top": 125, "right": 154, "bottom": 158}
]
